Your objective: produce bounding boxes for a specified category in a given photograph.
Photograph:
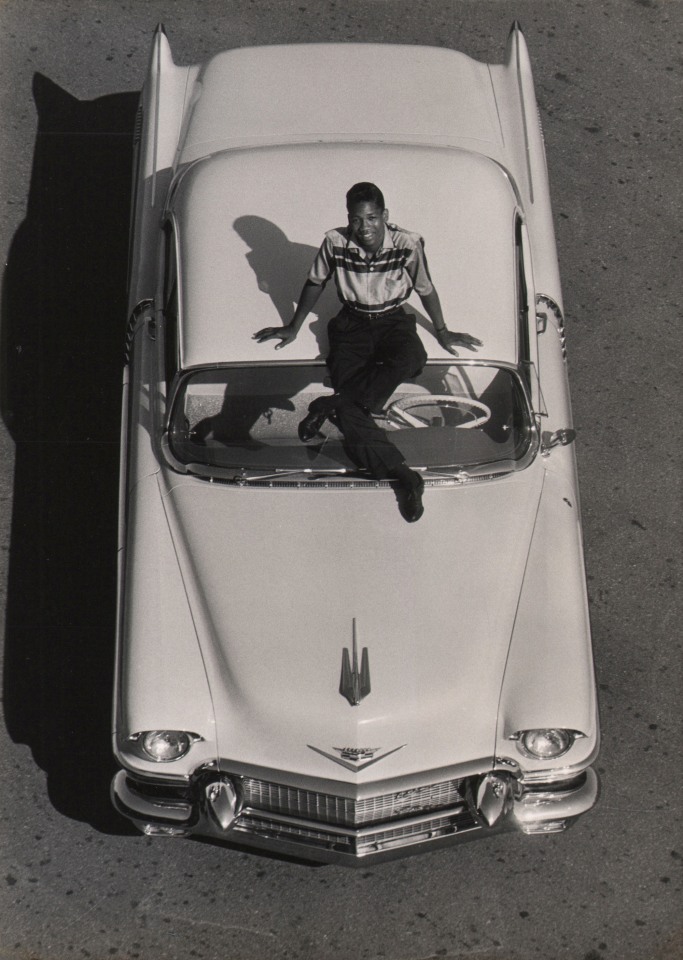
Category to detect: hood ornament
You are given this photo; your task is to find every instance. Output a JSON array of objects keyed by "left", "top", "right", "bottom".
[
  {"left": 308, "top": 743, "right": 405, "bottom": 772},
  {"left": 340, "top": 618, "right": 371, "bottom": 706}
]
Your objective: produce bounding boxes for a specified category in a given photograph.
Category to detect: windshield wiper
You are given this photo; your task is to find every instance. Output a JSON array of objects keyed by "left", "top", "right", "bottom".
[
  {"left": 421, "top": 466, "right": 470, "bottom": 480},
  {"left": 184, "top": 462, "right": 351, "bottom": 483},
  {"left": 234, "top": 467, "right": 350, "bottom": 482},
  {"left": 422, "top": 461, "right": 520, "bottom": 481}
]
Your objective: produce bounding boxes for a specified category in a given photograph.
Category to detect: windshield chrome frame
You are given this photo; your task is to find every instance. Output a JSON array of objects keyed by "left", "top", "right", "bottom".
[{"left": 162, "top": 359, "right": 540, "bottom": 481}]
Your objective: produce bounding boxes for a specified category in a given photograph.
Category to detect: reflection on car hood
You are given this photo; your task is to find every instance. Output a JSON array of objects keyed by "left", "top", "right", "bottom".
[{"left": 162, "top": 467, "right": 544, "bottom": 783}]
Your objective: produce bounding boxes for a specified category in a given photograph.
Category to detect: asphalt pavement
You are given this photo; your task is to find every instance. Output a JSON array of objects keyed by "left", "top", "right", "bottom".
[{"left": 0, "top": 2, "right": 681, "bottom": 959}]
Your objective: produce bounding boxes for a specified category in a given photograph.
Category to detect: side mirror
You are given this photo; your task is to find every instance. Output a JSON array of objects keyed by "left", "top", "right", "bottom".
[{"left": 542, "top": 428, "right": 576, "bottom": 454}]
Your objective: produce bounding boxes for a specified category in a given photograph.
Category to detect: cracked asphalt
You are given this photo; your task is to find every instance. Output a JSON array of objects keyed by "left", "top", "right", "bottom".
[{"left": 0, "top": 2, "right": 681, "bottom": 959}]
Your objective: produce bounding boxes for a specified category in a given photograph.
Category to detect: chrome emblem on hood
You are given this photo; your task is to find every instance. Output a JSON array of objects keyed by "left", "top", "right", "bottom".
[
  {"left": 337, "top": 746, "right": 378, "bottom": 761},
  {"left": 308, "top": 743, "right": 406, "bottom": 772},
  {"left": 340, "top": 618, "right": 371, "bottom": 706}
]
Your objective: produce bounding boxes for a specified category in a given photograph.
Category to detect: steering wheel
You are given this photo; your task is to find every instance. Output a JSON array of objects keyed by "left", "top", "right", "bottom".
[{"left": 386, "top": 395, "right": 491, "bottom": 429}]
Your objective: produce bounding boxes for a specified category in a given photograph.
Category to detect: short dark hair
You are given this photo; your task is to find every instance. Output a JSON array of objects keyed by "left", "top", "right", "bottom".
[{"left": 346, "top": 182, "right": 385, "bottom": 211}]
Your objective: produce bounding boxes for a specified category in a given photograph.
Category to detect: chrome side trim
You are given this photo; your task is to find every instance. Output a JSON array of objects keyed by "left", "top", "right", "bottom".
[
  {"left": 125, "top": 298, "right": 154, "bottom": 361},
  {"left": 150, "top": 28, "right": 163, "bottom": 207},
  {"left": 536, "top": 294, "right": 567, "bottom": 359},
  {"left": 512, "top": 23, "right": 534, "bottom": 203}
]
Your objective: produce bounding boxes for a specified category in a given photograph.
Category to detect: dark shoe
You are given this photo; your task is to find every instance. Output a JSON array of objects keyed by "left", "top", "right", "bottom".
[
  {"left": 397, "top": 473, "right": 425, "bottom": 523},
  {"left": 299, "top": 395, "right": 340, "bottom": 441},
  {"left": 298, "top": 408, "right": 329, "bottom": 442}
]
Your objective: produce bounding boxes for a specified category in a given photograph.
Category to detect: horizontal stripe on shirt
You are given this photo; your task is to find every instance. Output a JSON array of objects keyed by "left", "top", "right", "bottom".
[{"left": 308, "top": 223, "right": 434, "bottom": 314}]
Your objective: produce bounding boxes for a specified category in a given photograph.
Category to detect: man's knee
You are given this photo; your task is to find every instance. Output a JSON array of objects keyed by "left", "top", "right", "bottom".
[{"left": 385, "top": 344, "right": 427, "bottom": 378}]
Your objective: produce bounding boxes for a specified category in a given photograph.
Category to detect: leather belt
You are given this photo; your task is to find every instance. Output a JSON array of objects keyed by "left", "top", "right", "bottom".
[{"left": 343, "top": 305, "right": 402, "bottom": 321}]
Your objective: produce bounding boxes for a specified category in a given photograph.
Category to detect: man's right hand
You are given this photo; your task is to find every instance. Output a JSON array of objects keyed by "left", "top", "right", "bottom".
[{"left": 252, "top": 324, "right": 298, "bottom": 350}]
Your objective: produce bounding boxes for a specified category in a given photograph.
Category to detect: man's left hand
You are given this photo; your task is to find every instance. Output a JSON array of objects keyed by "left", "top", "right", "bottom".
[{"left": 437, "top": 329, "right": 483, "bottom": 356}]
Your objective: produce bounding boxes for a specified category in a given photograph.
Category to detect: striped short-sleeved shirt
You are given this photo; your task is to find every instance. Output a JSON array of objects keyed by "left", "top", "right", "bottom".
[{"left": 307, "top": 223, "right": 434, "bottom": 318}]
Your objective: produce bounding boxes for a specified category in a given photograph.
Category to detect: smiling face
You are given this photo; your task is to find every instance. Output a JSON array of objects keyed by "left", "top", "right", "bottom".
[{"left": 347, "top": 200, "right": 389, "bottom": 254}]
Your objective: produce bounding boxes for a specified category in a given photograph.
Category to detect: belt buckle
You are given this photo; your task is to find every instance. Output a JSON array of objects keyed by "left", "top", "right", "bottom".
[{"left": 347, "top": 306, "right": 382, "bottom": 320}]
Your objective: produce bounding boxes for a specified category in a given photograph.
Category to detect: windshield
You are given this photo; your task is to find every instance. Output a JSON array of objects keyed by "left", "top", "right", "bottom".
[{"left": 167, "top": 362, "right": 535, "bottom": 479}]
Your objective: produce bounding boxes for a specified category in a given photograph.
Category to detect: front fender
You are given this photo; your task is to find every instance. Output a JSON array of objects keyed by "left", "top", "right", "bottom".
[
  {"left": 114, "top": 471, "right": 217, "bottom": 776},
  {"left": 495, "top": 464, "right": 599, "bottom": 767}
]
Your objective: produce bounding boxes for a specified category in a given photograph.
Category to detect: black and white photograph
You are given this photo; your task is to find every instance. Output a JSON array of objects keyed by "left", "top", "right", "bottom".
[{"left": 0, "top": 2, "right": 681, "bottom": 958}]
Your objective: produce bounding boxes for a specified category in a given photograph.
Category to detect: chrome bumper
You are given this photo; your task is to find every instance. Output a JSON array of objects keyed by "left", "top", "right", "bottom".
[
  {"left": 513, "top": 767, "right": 600, "bottom": 834},
  {"left": 112, "top": 765, "right": 599, "bottom": 865}
]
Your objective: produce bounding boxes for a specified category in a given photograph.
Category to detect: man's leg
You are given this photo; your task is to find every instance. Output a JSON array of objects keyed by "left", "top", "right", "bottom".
[
  {"left": 332, "top": 396, "right": 404, "bottom": 477},
  {"left": 333, "top": 312, "right": 428, "bottom": 413},
  {"left": 330, "top": 314, "right": 427, "bottom": 522},
  {"left": 298, "top": 310, "right": 377, "bottom": 441},
  {"left": 326, "top": 310, "right": 377, "bottom": 394},
  {"left": 298, "top": 310, "right": 426, "bottom": 520},
  {"left": 301, "top": 308, "right": 426, "bottom": 424},
  {"left": 332, "top": 397, "right": 424, "bottom": 522}
]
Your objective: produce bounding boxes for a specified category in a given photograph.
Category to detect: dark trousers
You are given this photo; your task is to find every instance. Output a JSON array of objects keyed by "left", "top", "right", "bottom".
[{"left": 323, "top": 307, "right": 427, "bottom": 479}]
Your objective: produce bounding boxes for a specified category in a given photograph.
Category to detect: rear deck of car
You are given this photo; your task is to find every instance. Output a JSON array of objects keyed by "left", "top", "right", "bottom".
[{"left": 174, "top": 43, "right": 504, "bottom": 165}]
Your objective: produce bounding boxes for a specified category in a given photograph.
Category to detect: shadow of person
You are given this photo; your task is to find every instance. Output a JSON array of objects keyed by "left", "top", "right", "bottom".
[
  {"left": 233, "top": 215, "right": 339, "bottom": 357},
  {"left": 0, "top": 74, "right": 139, "bottom": 834},
  {"left": 192, "top": 395, "right": 295, "bottom": 448},
  {"left": 189, "top": 366, "right": 322, "bottom": 448}
]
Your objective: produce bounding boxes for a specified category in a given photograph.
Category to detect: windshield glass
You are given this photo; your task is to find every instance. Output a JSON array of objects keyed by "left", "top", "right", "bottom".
[{"left": 168, "top": 363, "right": 535, "bottom": 478}]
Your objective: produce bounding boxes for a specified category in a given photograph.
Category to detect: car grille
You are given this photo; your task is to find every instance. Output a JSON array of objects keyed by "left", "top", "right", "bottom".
[
  {"left": 233, "top": 808, "right": 479, "bottom": 857},
  {"left": 240, "top": 777, "right": 467, "bottom": 827}
]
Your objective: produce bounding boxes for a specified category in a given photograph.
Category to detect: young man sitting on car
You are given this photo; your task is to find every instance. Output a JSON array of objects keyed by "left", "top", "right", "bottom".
[{"left": 253, "top": 182, "right": 482, "bottom": 522}]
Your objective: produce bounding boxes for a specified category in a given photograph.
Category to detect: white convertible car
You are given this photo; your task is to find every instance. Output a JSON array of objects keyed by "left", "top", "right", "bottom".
[{"left": 112, "top": 24, "right": 599, "bottom": 863}]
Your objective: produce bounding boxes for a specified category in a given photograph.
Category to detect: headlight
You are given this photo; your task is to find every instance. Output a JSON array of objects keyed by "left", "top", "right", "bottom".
[
  {"left": 513, "top": 729, "right": 577, "bottom": 760},
  {"left": 127, "top": 730, "right": 201, "bottom": 762}
]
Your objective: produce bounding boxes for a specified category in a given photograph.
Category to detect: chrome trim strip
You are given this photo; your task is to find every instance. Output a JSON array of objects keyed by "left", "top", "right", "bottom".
[
  {"left": 213, "top": 759, "right": 495, "bottom": 800},
  {"left": 150, "top": 28, "right": 162, "bottom": 207},
  {"left": 112, "top": 770, "right": 192, "bottom": 823},
  {"left": 161, "top": 360, "right": 540, "bottom": 483},
  {"left": 519, "top": 768, "right": 586, "bottom": 786},
  {"left": 512, "top": 23, "right": 534, "bottom": 204},
  {"left": 237, "top": 803, "right": 470, "bottom": 839},
  {"left": 513, "top": 768, "right": 599, "bottom": 826},
  {"left": 218, "top": 815, "right": 493, "bottom": 865}
]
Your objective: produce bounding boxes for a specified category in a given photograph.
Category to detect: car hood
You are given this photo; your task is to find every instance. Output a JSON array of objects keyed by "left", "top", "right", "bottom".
[{"left": 162, "top": 466, "right": 544, "bottom": 783}]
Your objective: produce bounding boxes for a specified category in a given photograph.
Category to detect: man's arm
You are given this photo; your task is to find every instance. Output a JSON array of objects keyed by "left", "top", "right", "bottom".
[
  {"left": 253, "top": 280, "right": 324, "bottom": 349},
  {"left": 419, "top": 287, "right": 483, "bottom": 357}
]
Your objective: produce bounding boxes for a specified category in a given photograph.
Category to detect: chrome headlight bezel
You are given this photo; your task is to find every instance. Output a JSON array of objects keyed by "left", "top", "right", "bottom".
[
  {"left": 126, "top": 730, "right": 204, "bottom": 763},
  {"left": 511, "top": 728, "right": 583, "bottom": 761}
]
